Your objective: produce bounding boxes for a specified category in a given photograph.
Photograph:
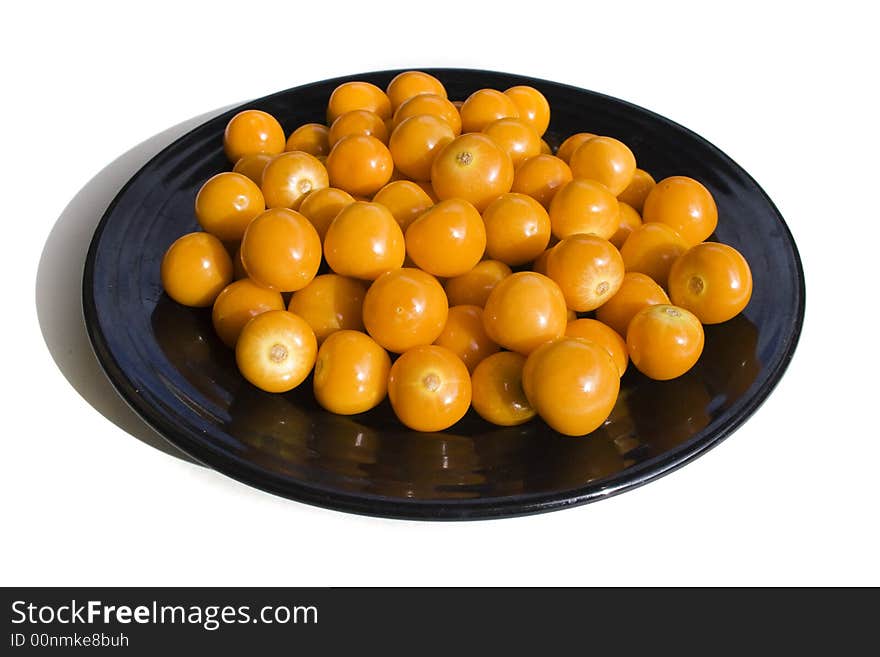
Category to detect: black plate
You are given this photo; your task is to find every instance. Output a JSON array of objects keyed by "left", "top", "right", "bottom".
[{"left": 83, "top": 69, "right": 804, "bottom": 520}]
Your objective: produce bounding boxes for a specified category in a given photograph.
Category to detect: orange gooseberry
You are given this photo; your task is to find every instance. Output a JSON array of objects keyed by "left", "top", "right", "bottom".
[
  {"left": 610, "top": 201, "right": 643, "bottom": 249},
  {"left": 459, "top": 89, "right": 519, "bottom": 133},
  {"left": 232, "top": 153, "right": 273, "bottom": 186},
  {"left": 482, "top": 193, "right": 551, "bottom": 266},
  {"left": 667, "top": 242, "right": 753, "bottom": 324},
  {"left": 522, "top": 337, "right": 620, "bottom": 436},
  {"left": 470, "top": 351, "right": 536, "bottom": 427},
  {"left": 569, "top": 136, "right": 636, "bottom": 196},
  {"left": 393, "top": 93, "right": 462, "bottom": 135},
  {"left": 548, "top": 178, "right": 619, "bottom": 240},
  {"left": 430, "top": 133, "right": 514, "bottom": 211},
  {"left": 161, "top": 232, "right": 233, "bottom": 307},
  {"left": 531, "top": 246, "right": 555, "bottom": 275},
  {"left": 285, "top": 123, "right": 331, "bottom": 157},
  {"left": 328, "top": 110, "right": 389, "bottom": 146},
  {"left": 288, "top": 274, "right": 367, "bottom": 343},
  {"left": 235, "top": 310, "right": 317, "bottom": 393},
  {"left": 405, "top": 199, "right": 486, "bottom": 277},
  {"left": 362, "top": 268, "right": 448, "bottom": 353},
  {"left": 626, "top": 304, "right": 704, "bottom": 380},
  {"left": 443, "top": 260, "right": 512, "bottom": 307},
  {"left": 223, "top": 109, "right": 286, "bottom": 162},
  {"left": 313, "top": 330, "right": 391, "bottom": 415},
  {"left": 324, "top": 201, "right": 405, "bottom": 280},
  {"left": 326, "top": 81, "right": 392, "bottom": 123},
  {"left": 386, "top": 71, "right": 447, "bottom": 112},
  {"left": 619, "top": 222, "right": 688, "bottom": 285},
  {"left": 482, "top": 271, "right": 567, "bottom": 354},
  {"left": 433, "top": 305, "right": 499, "bottom": 372},
  {"left": 642, "top": 176, "right": 718, "bottom": 246},
  {"left": 555, "top": 133, "right": 596, "bottom": 164},
  {"left": 546, "top": 234, "right": 625, "bottom": 311},
  {"left": 240, "top": 208, "right": 322, "bottom": 291},
  {"left": 388, "top": 114, "right": 455, "bottom": 181},
  {"left": 511, "top": 154, "right": 573, "bottom": 209},
  {"left": 482, "top": 118, "right": 542, "bottom": 167},
  {"left": 387, "top": 345, "right": 471, "bottom": 432},
  {"left": 325, "top": 135, "right": 394, "bottom": 197},
  {"left": 372, "top": 180, "right": 434, "bottom": 231},
  {"left": 565, "top": 318, "right": 628, "bottom": 376},
  {"left": 504, "top": 85, "right": 550, "bottom": 136},
  {"left": 261, "top": 151, "right": 329, "bottom": 210},
  {"left": 617, "top": 168, "right": 655, "bottom": 213},
  {"left": 195, "top": 172, "right": 265, "bottom": 242},
  {"left": 297, "top": 187, "right": 355, "bottom": 240},
  {"left": 211, "top": 278, "right": 285, "bottom": 347},
  {"left": 540, "top": 139, "right": 553, "bottom": 154},
  {"left": 595, "top": 272, "right": 670, "bottom": 336}
]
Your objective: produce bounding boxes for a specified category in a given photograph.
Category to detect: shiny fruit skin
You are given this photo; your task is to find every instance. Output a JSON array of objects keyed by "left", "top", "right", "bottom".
[
  {"left": 626, "top": 304, "right": 704, "bottom": 380},
  {"left": 617, "top": 168, "right": 655, "bottom": 213},
  {"left": 313, "top": 330, "right": 391, "bottom": 415},
  {"left": 522, "top": 337, "right": 620, "bottom": 436},
  {"left": 482, "top": 271, "right": 567, "bottom": 354},
  {"left": 444, "top": 260, "right": 512, "bottom": 307},
  {"left": 325, "top": 135, "right": 394, "bottom": 197},
  {"left": 405, "top": 199, "right": 486, "bottom": 277},
  {"left": 511, "top": 154, "right": 573, "bottom": 209},
  {"left": 546, "top": 234, "right": 625, "bottom": 311},
  {"left": 362, "top": 268, "right": 448, "bottom": 353},
  {"left": 667, "top": 242, "right": 753, "bottom": 324},
  {"left": 327, "top": 81, "right": 392, "bottom": 123},
  {"left": 470, "top": 351, "right": 535, "bottom": 426},
  {"left": 549, "top": 178, "right": 620, "bottom": 240},
  {"left": 619, "top": 222, "right": 688, "bottom": 285},
  {"left": 386, "top": 71, "right": 447, "bottom": 112},
  {"left": 297, "top": 187, "right": 355, "bottom": 240},
  {"left": 285, "top": 123, "right": 331, "bottom": 157},
  {"left": 393, "top": 93, "right": 462, "bottom": 135},
  {"left": 288, "top": 274, "right": 367, "bottom": 343},
  {"left": 261, "top": 151, "right": 329, "bottom": 210},
  {"left": 482, "top": 118, "right": 542, "bottom": 167},
  {"left": 531, "top": 246, "right": 555, "bottom": 275},
  {"left": 610, "top": 201, "right": 643, "bottom": 249},
  {"left": 240, "top": 208, "right": 322, "bottom": 292},
  {"left": 595, "top": 272, "right": 670, "bottom": 336},
  {"left": 504, "top": 86, "right": 550, "bottom": 136},
  {"left": 642, "top": 176, "right": 718, "bottom": 246},
  {"left": 235, "top": 310, "right": 317, "bottom": 392},
  {"left": 328, "top": 109, "right": 389, "bottom": 146},
  {"left": 482, "top": 193, "right": 551, "bottom": 266},
  {"left": 433, "top": 305, "right": 499, "bottom": 372},
  {"left": 569, "top": 136, "right": 637, "bottom": 196},
  {"left": 387, "top": 345, "right": 472, "bottom": 432},
  {"left": 372, "top": 180, "right": 434, "bottom": 231},
  {"left": 555, "top": 133, "right": 596, "bottom": 164},
  {"left": 324, "top": 201, "right": 405, "bottom": 280},
  {"left": 195, "top": 172, "right": 265, "bottom": 242},
  {"left": 459, "top": 89, "right": 519, "bottom": 133},
  {"left": 161, "top": 232, "right": 233, "bottom": 307},
  {"left": 430, "top": 133, "right": 514, "bottom": 211},
  {"left": 565, "top": 318, "right": 628, "bottom": 376},
  {"left": 389, "top": 114, "right": 455, "bottom": 181},
  {"left": 223, "top": 109, "right": 285, "bottom": 162},
  {"left": 233, "top": 153, "right": 273, "bottom": 186},
  {"left": 212, "top": 279, "right": 285, "bottom": 347}
]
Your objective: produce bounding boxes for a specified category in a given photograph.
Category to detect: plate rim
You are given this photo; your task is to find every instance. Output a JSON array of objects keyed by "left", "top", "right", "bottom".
[{"left": 82, "top": 67, "right": 806, "bottom": 520}]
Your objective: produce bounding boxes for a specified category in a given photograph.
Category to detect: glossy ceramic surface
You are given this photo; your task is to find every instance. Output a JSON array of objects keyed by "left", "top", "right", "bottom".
[{"left": 83, "top": 69, "right": 804, "bottom": 519}]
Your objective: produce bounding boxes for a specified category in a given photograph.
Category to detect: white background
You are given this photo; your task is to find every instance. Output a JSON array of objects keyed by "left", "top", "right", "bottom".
[{"left": 3, "top": 0, "right": 877, "bottom": 586}]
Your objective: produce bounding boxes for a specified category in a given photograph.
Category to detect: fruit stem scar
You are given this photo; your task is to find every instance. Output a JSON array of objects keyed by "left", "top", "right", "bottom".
[
  {"left": 664, "top": 307, "right": 681, "bottom": 318},
  {"left": 595, "top": 281, "right": 609, "bottom": 296},
  {"left": 269, "top": 343, "right": 288, "bottom": 363},
  {"left": 423, "top": 372, "right": 441, "bottom": 392},
  {"left": 456, "top": 151, "right": 473, "bottom": 166},
  {"left": 689, "top": 275, "right": 705, "bottom": 294}
]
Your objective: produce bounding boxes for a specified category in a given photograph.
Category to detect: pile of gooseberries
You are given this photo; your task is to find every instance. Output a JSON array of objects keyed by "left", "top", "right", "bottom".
[{"left": 160, "top": 71, "right": 753, "bottom": 436}]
